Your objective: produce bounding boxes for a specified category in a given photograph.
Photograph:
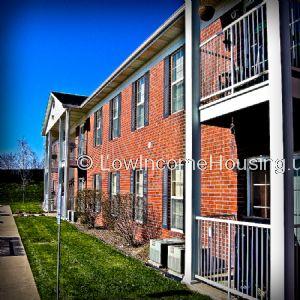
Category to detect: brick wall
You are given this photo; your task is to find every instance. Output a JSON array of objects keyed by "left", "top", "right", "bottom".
[
  {"left": 82, "top": 58, "right": 185, "bottom": 238},
  {"left": 49, "top": 15, "right": 271, "bottom": 239}
]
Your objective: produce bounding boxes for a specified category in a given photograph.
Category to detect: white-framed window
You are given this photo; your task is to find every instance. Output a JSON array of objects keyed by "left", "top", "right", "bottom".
[
  {"left": 247, "top": 157, "right": 270, "bottom": 219},
  {"left": 112, "top": 97, "right": 119, "bottom": 139},
  {"left": 136, "top": 76, "right": 145, "bottom": 129},
  {"left": 171, "top": 165, "right": 184, "bottom": 231},
  {"left": 94, "top": 109, "right": 102, "bottom": 146},
  {"left": 171, "top": 48, "right": 184, "bottom": 114},
  {"left": 94, "top": 174, "right": 101, "bottom": 191},
  {"left": 93, "top": 174, "right": 101, "bottom": 212},
  {"left": 78, "top": 177, "right": 85, "bottom": 191},
  {"left": 111, "top": 173, "right": 118, "bottom": 216},
  {"left": 135, "top": 170, "right": 144, "bottom": 222},
  {"left": 78, "top": 124, "right": 85, "bottom": 155}
]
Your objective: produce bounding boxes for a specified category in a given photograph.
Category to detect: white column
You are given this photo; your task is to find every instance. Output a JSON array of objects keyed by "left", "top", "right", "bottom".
[
  {"left": 47, "top": 131, "right": 52, "bottom": 211},
  {"left": 43, "top": 134, "right": 49, "bottom": 210},
  {"left": 183, "top": 0, "right": 201, "bottom": 284},
  {"left": 63, "top": 110, "right": 70, "bottom": 219},
  {"left": 266, "top": 1, "right": 285, "bottom": 299},
  {"left": 57, "top": 117, "right": 64, "bottom": 219}
]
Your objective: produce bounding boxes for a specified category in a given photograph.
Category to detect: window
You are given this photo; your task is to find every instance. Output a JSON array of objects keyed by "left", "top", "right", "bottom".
[
  {"left": 110, "top": 173, "right": 119, "bottom": 216},
  {"left": 131, "top": 73, "right": 149, "bottom": 131},
  {"left": 171, "top": 165, "right": 184, "bottom": 231},
  {"left": 93, "top": 174, "right": 101, "bottom": 191},
  {"left": 78, "top": 125, "right": 85, "bottom": 155},
  {"left": 171, "top": 48, "right": 184, "bottom": 113},
  {"left": 94, "top": 109, "right": 102, "bottom": 146},
  {"left": 136, "top": 77, "right": 145, "bottom": 129},
  {"left": 93, "top": 174, "right": 101, "bottom": 212},
  {"left": 135, "top": 170, "right": 144, "bottom": 222},
  {"left": 247, "top": 158, "right": 270, "bottom": 219},
  {"left": 78, "top": 177, "right": 85, "bottom": 191},
  {"left": 111, "top": 96, "right": 120, "bottom": 139}
]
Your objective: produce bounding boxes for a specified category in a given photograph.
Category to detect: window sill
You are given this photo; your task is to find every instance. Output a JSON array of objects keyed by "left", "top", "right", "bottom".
[
  {"left": 170, "top": 228, "right": 184, "bottom": 234},
  {"left": 171, "top": 108, "right": 184, "bottom": 115}
]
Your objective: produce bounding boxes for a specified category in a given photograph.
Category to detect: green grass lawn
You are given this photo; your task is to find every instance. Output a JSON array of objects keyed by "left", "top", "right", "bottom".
[
  {"left": 10, "top": 201, "right": 43, "bottom": 214},
  {"left": 15, "top": 217, "right": 208, "bottom": 300}
]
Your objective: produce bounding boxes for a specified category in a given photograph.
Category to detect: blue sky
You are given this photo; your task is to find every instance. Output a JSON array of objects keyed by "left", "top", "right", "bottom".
[{"left": 0, "top": 0, "right": 183, "bottom": 159}]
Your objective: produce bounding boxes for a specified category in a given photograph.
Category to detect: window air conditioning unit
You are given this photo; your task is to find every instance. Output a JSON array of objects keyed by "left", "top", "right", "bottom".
[
  {"left": 149, "top": 239, "right": 184, "bottom": 268},
  {"left": 67, "top": 210, "right": 77, "bottom": 222},
  {"left": 168, "top": 245, "right": 185, "bottom": 274}
]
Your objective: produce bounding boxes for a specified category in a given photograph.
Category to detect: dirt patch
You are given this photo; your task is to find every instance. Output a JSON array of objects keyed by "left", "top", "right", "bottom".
[{"left": 74, "top": 223, "right": 149, "bottom": 262}]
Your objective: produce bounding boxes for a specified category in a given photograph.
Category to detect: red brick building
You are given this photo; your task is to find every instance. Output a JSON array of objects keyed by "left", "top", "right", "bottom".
[{"left": 42, "top": 1, "right": 300, "bottom": 299}]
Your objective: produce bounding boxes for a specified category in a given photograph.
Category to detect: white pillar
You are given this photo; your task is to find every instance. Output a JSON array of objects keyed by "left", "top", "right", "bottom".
[
  {"left": 47, "top": 131, "right": 52, "bottom": 211},
  {"left": 266, "top": 1, "right": 285, "bottom": 299},
  {"left": 43, "top": 135, "right": 48, "bottom": 210},
  {"left": 57, "top": 117, "right": 64, "bottom": 220},
  {"left": 183, "top": 0, "right": 201, "bottom": 284},
  {"left": 63, "top": 110, "right": 70, "bottom": 219}
]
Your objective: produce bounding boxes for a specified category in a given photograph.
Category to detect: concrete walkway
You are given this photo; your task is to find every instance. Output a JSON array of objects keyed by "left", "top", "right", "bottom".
[{"left": 0, "top": 205, "right": 40, "bottom": 300}]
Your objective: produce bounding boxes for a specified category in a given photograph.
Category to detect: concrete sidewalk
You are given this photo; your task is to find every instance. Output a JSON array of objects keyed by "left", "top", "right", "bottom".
[{"left": 0, "top": 205, "right": 40, "bottom": 300}]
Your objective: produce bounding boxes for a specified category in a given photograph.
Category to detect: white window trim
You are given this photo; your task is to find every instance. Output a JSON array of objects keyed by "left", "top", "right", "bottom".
[
  {"left": 171, "top": 48, "right": 184, "bottom": 114},
  {"left": 112, "top": 97, "right": 119, "bottom": 139},
  {"left": 246, "top": 156, "right": 270, "bottom": 218},
  {"left": 78, "top": 124, "right": 85, "bottom": 155},
  {"left": 170, "top": 165, "right": 184, "bottom": 232},
  {"left": 135, "top": 170, "right": 144, "bottom": 223},
  {"left": 95, "top": 110, "right": 102, "bottom": 146},
  {"left": 136, "top": 77, "right": 145, "bottom": 129},
  {"left": 111, "top": 173, "right": 118, "bottom": 216}
]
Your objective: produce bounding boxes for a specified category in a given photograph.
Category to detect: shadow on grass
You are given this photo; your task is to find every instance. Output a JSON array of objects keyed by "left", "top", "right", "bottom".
[{"left": 146, "top": 290, "right": 194, "bottom": 298}]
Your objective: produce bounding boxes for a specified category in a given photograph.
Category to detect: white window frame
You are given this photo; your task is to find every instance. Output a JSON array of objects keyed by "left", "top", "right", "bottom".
[
  {"left": 111, "top": 173, "right": 118, "bottom": 216},
  {"left": 136, "top": 76, "right": 145, "bottom": 129},
  {"left": 78, "top": 124, "right": 85, "bottom": 155},
  {"left": 171, "top": 48, "right": 184, "bottom": 114},
  {"left": 95, "top": 109, "right": 102, "bottom": 146},
  {"left": 112, "top": 97, "right": 119, "bottom": 139},
  {"left": 247, "top": 156, "right": 270, "bottom": 219},
  {"left": 94, "top": 174, "right": 101, "bottom": 191},
  {"left": 78, "top": 177, "right": 85, "bottom": 191},
  {"left": 135, "top": 170, "right": 144, "bottom": 223},
  {"left": 170, "top": 165, "right": 184, "bottom": 232}
]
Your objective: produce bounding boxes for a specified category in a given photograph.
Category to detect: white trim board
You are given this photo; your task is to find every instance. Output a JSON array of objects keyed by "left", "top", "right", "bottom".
[{"left": 199, "top": 85, "right": 270, "bottom": 122}]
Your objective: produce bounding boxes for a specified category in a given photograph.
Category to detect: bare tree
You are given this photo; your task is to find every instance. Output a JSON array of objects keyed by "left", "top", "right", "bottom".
[
  {"left": 0, "top": 152, "right": 17, "bottom": 169},
  {"left": 16, "top": 139, "right": 36, "bottom": 202}
]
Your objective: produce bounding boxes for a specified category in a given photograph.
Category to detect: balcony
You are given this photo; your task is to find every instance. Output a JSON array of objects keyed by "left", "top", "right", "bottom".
[
  {"left": 200, "top": 2, "right": 268, "bottom": 106},
  {"left": 196, "top": 216, "right": 270, "bottom": 299}
]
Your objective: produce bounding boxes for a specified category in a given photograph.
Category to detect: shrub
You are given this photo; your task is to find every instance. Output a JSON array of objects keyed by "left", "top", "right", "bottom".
[{"left": 76, "top": 189, "right": 103, "bottom": 228}]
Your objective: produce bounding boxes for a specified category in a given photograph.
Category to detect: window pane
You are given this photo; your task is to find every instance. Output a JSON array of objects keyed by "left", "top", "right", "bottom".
[
  {"left": 136, "top": 104, "right": 144, "bottom": 128},
  {"left": 172, "top": 81, "right": 184, "bottom": 113},
  {"left": 171, "top": 198, "right": 184, "bottom": 230},
  {"left": 172, "top": 49, "right": 184, "bottom": 82},
  {"left": 137, "top": 77, "right": 145, "bottom": 104},
  {"left": 113, "top": 119, "right": 119, "bottom": 138}
]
